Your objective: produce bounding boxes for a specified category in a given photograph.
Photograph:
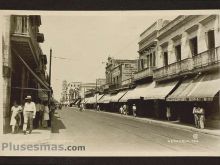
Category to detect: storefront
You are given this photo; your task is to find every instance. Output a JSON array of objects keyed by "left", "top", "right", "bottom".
[
  {"left": 167, "top": 71, "right": 220, "bottom": 124},
  {"left": 109, "top": 90, "right": 128, "bottom": 113},
  {"left": 119, "top": 80, "right": 179, "bottom": 118}
]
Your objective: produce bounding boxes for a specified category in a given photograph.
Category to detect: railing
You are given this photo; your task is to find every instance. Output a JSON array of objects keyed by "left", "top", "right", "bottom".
[
  {"left": 193, "top": 47, "right": 220, "bottom": 69},
  {"left": 154, "top": 58, "right": 194, "bottom": 79},
  {"left": 134, "top": 67, "right": 155, "bottom": 80},
  {"left": 12, "top": 16, "right": 41, "bottom": 62}
]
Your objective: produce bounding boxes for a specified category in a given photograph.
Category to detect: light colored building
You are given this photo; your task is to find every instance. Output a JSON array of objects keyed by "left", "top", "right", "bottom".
[
  {"left": 134, "top": 19, "right": 169, "bottom": 83},
  {"left": 154, "top": 15, "right": 220, "bottom": 81},
  {"left": 105, "top": 57, "right": 137, "bottom": 92}
]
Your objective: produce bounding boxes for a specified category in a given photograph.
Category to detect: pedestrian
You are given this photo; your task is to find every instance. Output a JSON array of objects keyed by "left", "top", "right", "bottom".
[
  {"left": 23, "top": 96, "right": 36, "bottom": 135},
  {"left": 10, "top": 101, "right": 22, "bottom": 134},
  {"left": 97, "top": 104, "right": 100, "bottom": 111},
  {"left": 192, "top": 103, "right": 199, "bottom": 128},
  {"left": 166, "top": 106, "right": 171, "bottom": 121},
  {"left": 197, "top": 105, "right": 205, "bottom": 129},
  {"left": 119, "top": 106, "right": 123, "bottom": 115},
  {"left": 38, "top": 101, "right": 44, "bottom": 128},
  {"left": 132, "top": 104, "right": 137, "bottom": 117},
  {"left": 43, "top": 102, "right": 50, "bottom": 128},
  {"left": 34, "top": 99, "right": 40, "bottom": 129},
  {"left": 123, "top": 104, "right": 128, "bottom": 115}
]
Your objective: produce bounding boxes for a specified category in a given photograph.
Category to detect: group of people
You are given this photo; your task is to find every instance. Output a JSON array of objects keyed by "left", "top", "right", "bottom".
[
  {"left": 193, "top": 103, "right": 205, "bottom": 129},
  {"left": 10, "top": 95, "right": 51, "bottom": 135},
  {"left": 119, "top": 104, "right": 137, "bottom": 117}
]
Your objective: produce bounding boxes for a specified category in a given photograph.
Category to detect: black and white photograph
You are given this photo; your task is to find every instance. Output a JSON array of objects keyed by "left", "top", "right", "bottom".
[{"left": 0, "top": 10, "right": 220, "bottom": 156}]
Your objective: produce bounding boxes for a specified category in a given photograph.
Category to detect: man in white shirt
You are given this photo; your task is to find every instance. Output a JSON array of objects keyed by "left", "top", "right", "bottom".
[
  {"left": 132, "top": 104, "right": 137, "bottom": 117},
  {"left": 23, "top": 95, "right": 36, "bottom": 134}
]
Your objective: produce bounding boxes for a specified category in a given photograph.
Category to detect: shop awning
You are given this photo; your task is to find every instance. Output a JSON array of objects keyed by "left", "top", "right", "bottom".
[
  {"left": 110, "top": 90, "right": 128, "bottom": 102},
  {"left": 86, "top": 94, "right": 104, "bottom": 104},
  {"left": 167, "top": 72, "right": 220, "bottom": 101},
  {"left": 119, "top": 82, "right": 155, "bottom": 102},
  {"left": 98, "top": 94, "right": 112, "bottom": 103},
  {"left": 143, "top": 81, "right": 178, "bottom": 100},
  {"left": 12, "top": 48, "right": 51, "bottom": 91}
]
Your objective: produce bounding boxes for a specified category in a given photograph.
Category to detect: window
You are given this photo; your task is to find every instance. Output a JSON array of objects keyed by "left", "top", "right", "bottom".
[
  {"left": 163, "top": 51, "right": 168, "bottom": 66},
  {"left": 190, "top": 37, "right": 198, "bottom": 56},
  {"left": 175, "top": 45, "right": 181, "bottom": 62},
  {"left": 207, "top": 30, "right": 215, "bottom": 49}
]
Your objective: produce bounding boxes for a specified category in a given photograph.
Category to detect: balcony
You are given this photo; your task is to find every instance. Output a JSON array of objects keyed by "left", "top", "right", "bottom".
[
  {"left": 134, "top": 67, "right": 155, "bottom": 81},
  {"left": 154, "top": 58, "right": 194, "bottom": 80},
  {"left": 193, "top": 47, "right": 220, "bottom": 70},
  {"left": 11, "top": 16, "right": 42, "bottom": 67}
]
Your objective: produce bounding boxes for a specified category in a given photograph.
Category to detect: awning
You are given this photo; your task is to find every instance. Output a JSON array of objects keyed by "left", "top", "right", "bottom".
[
  {"left": 12, "top": 48, "right": 50, "bottom": 91},
  {"left": 110, "top": 90, "right": 128, "bottom": 102},
  {"left": 167, "top": 72, "right": 220, "bottom": 101},
  {"left": 143, "top": 81, "right": 178, "bottom": 100},
  {"left": 98, "top": 94, "right": 112, "bottom": 103},
  {"left": 119, "top": 82, "right": 154, "bottom": 102},
  {"left": 86, "top": 94, "right": 104, "bottom": 104}
]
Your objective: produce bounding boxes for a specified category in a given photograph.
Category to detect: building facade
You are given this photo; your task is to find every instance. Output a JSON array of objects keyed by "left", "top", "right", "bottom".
[
  {"left": 2, "top": 15, "right": 50, "bottom": 133},
  {"left": 91, "top": 15, "right": 220, "bottom": 128},
  {"left": 105, "top": 57, "right": 137, "bottom": 92}
]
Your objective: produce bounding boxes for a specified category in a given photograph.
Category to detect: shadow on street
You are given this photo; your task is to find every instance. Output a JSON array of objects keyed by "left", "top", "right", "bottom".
[{"left": 51, "top": 111, "right": 66, "bottom": 133}]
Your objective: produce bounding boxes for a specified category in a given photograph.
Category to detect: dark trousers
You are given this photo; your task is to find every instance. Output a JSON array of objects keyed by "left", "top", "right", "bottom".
[{"left": 33, "top": 111, "right": 40, "bottom": 129}]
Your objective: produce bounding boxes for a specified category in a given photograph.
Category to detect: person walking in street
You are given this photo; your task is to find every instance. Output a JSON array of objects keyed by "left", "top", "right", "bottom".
[
  {"left": 22, "top": 96, "right": 36, "bottom": 135},
  {"left": 132, "top": 104, "right": 137, "bottom": 117},
  {"left": 10, "top": 101, "right": 22, "bottom": 134},
  {"left": 43, "top": 102, "right": 50, "bottom": 128}
]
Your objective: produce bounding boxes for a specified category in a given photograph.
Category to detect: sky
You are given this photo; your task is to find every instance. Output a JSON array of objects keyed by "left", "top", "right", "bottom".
[{"left": 39, "top": 12, "right": 177, "bottom": 100}]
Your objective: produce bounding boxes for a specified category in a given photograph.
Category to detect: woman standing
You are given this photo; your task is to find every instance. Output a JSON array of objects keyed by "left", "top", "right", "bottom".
[{"left": 10, "top": 101, "right": 22, "bottom": 133}]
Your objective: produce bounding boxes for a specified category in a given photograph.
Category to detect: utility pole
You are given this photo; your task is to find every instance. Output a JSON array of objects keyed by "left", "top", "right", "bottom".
[
  {"left": 49, "top": 48, "right": 52, "bottom": 86},
  {"left": 96, "top": 79, "right": 98, "bottom": 109},
  {"left": 48, "top": 48, "right": 52, "bottom": 109}
]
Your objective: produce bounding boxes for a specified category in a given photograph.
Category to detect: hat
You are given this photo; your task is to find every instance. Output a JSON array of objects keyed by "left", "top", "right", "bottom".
[{"left": 25, "top": 96, "right": 32, "bottom": 100}]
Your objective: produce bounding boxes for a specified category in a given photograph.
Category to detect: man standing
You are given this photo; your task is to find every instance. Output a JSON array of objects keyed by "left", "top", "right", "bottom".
[
  {"left": 132, "top": 104, "right": 137, "bottom": 117},
  {"left": 23, "top": 96, "right": 36, "bottom": 135},
  {"left": 193, "top": 103, "right": 199, "bottom": 128},
  {"left": 197, "top": 105, "right": 205, "bottom": 129}
]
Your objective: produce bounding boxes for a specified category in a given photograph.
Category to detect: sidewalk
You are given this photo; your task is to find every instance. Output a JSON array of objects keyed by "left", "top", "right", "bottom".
[
  {"left": 0, "top": 128, "right": 51, "bottom": 144},
  {"left": 90, "top": 109, "right": 220, "bottom": 137}
]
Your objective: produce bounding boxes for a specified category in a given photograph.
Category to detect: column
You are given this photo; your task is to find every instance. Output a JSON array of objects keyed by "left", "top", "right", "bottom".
[{"left": 2, "top": 16, "right": 12, "bottom": 134}]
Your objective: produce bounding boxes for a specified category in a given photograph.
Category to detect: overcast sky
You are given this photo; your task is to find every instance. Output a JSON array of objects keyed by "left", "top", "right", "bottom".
[{"left": 39, "top": 12, "right": 177, "bottom": 100}]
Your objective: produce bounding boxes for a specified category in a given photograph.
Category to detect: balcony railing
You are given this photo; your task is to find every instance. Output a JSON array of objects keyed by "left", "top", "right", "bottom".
[
  {"left": 12, "top": 16, "right": 41, "bottom": 62},
  {"left": 134, "top": 67, "right": 155, "bottom": 81},
  {"left": 193, "top": 47, "right": 220, "bottom": 69},
  {"left": 154, "top": 58, "right": 194, "bottom": 79}
]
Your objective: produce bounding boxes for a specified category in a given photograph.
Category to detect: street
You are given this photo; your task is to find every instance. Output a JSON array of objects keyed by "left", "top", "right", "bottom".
[{"left": 50, "top": 107, "right": 220, "bottom": 155}]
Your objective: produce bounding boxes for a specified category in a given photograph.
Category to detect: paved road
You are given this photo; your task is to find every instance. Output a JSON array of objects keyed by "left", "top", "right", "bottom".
[{"left": 50, "top": 107, "right": 220, "bottom": 156}]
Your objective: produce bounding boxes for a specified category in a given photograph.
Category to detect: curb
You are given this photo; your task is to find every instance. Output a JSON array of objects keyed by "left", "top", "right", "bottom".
[{"left": 89, "top": 109, "right": 220, "bottom": 137}]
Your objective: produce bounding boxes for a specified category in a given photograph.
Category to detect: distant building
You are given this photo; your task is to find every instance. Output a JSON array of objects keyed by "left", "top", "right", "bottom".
[
  {"left": 61, "top": 80, "right": 106, "bottom": 104},
  {"left": 105, "top": 57, "right": 137, "bottom": 92}
]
